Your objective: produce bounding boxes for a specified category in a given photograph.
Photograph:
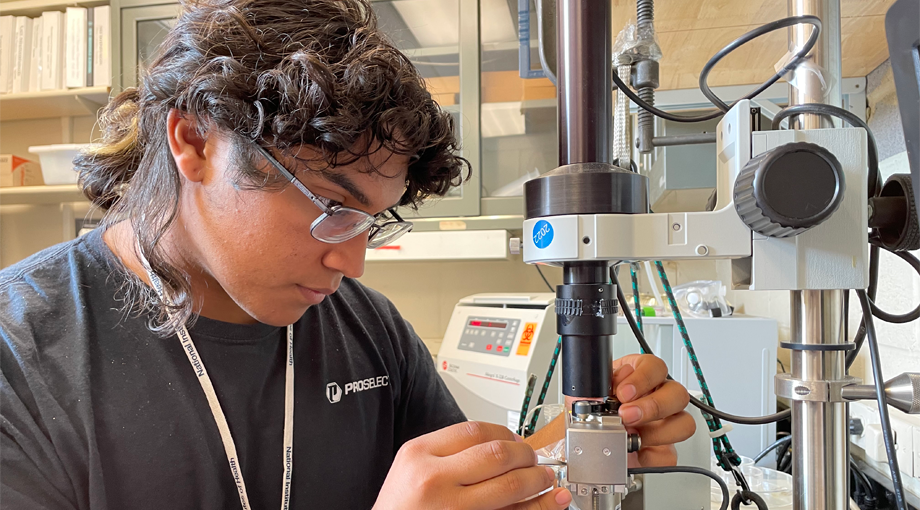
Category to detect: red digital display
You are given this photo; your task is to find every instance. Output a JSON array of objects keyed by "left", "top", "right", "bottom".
[{"left": 468, "top": 320, "right": 508, "bottom": 329}]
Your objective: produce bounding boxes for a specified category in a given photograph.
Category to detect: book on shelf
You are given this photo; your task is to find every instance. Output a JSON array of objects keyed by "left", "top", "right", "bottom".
[
  {"left": 28, "top": 17, "right": 41, "bottom": 92},
  {"left": 85, "top": 8, "right": 93, "bottom": 88},
  {"left": 92, "top": 6, "right": 110, "bottom": 88},
  {"left": 12, "top": 16, "right": 32, "bottom": 93},
  {"left": 40, "top": 11, "right": 64, "bottom": 91},
  {"left": 65, "top": 7, "right": 87, "bottom": 89},
  {"left": 0, "top": 15, "right": 13, "bottom": 94},
  {"left": 0, "top": 7, "right": 111, "bottom": 97}
]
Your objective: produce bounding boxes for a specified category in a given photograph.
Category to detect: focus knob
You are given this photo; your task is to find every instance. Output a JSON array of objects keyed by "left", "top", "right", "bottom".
[{"left": 734, "top": 142, "right": 845, "bottom": 238}]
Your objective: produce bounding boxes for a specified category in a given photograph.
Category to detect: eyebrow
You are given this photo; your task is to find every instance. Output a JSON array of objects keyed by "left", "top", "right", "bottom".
[
  {"left": 320, "top": 171, "right": 403, "bottom": 212},
  {"left": 321, "top": 171, "right": 372, "bottom": 207}
]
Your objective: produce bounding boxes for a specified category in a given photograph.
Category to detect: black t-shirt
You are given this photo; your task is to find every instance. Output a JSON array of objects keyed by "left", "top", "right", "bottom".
[{"left": 0, "top": 228, "right": 466, "bottom": 510}]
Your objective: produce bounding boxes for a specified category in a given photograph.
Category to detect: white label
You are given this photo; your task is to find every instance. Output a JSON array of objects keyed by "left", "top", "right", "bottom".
[{"left": 507, "top": 410, "right": 521, "bottom": 432}]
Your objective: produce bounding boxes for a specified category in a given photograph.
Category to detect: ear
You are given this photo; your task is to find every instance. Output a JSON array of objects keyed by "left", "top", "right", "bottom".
[{"left": 167, "top": 109, "right": 208, "bottom": 183}]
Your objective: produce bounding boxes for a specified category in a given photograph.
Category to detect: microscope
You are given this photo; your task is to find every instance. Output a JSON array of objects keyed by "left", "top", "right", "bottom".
[{"left": 521, "top": 1, "right": 920, "bottom": 509}]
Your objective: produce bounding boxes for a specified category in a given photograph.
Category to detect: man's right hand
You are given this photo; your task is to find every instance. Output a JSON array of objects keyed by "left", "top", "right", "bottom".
[{"left": 374, "top": 421, "right": 572, "bottom": 510}]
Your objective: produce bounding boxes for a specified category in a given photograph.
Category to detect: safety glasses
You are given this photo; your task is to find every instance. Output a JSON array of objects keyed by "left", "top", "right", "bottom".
[{"left": 253, "top": 144, "right": 413, "bottom": 249}]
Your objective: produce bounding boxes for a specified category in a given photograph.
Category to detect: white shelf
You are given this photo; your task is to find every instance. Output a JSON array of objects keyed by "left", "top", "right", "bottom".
[
  {"left": 0, "top": 0, "right": 108, "bottom": 17},
  {"left": 0, "top": 184, "right": 87, "bottom": 206},
  {"left": 0, "top": 86, "right": 110, "bottom": 121}
]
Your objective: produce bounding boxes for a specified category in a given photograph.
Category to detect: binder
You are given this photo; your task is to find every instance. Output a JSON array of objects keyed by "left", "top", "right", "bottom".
[
  {"left": 65, "top": 7, "right": 87, "bottom": 88},
  {"left": 40, "top": 10, "right": 64, "bottom": 90},
  {"left": 92, "top": 6, "right": 110, "bottom": 87},
  {"left": 11, "top": 16, "right": 31, "bottom": 93}
]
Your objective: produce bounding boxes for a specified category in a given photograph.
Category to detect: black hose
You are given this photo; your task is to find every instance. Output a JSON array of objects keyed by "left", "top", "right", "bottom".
[
  {"left": 613, "top": 273, "right": 792, "bottom": 425},
  {"left": 613, "top": 16, "right": 821, "bottom": 123},
  {"left": 753, "top": 435, "right": 792, "bottom": 464},
  {"left": 850, "top": 456, "right": 876, "bottom": 499},
  {"left": 855, "top": 290, "right": 907, "bottom": 510},
  {"left": 866, "top": 247, "right": 920, "bottom": 324},
  {"left": 535, "top": 265, "right": 554, "bottom": 293},
  {"left": 700, "top": 16, "right": 821, "bottom": 112},
  {"left": 612, "top": 71, "right": 724, "bottom": 123},
  {"left": 629, "top": 466, "right": 731, "bottom": 510},
  {"left": 772, "top": 103, "right": 881, "bottom": 198}
]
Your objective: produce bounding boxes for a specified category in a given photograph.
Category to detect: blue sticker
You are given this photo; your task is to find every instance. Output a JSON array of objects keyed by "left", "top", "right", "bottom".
[{"left": 533, "top": 220, "right": 554, "bottom": 249}]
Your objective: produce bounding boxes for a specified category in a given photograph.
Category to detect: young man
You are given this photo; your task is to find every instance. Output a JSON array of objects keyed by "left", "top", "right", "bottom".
[{"left": 0, "top": 1, "right": 694, "bottom": 508}]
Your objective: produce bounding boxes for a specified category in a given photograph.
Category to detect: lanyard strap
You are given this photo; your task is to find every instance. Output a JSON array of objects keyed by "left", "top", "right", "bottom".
[{"left": 141, "top": 260, "right": 294, "bottom": 510}]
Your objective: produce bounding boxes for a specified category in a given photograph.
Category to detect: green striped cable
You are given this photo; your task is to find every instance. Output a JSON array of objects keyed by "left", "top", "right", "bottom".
[
  {"left": 654, "top": 261, "right": 742, "bottom": 470},
  {"left": 629, "top": 263, "right": 644, "bottom": 335},
  {"left": 527, "top": 336, "right": 563, "bottom": 435},
  {"left": 518, "top": 374, "right": 538, "bottom": 436}
]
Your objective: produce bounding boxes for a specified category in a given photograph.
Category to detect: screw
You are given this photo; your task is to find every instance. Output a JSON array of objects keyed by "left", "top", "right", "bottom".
[
  {"left": 580, "top": 487, "right": 589, "bottom": 496},
  {"left": 672, "top": 223, "right": 681, "bottom": 231},
  {"left": 574, "top": 446, "right": 583, "bottom": 455},
  {"left": 696, "top": 245, "right": 709, "bottom": 256},
  {"left": 600, "top": 486, "right": 610, "bottom": 494},
  {"left": 603, "top": 448, "right": 611, "bottom": 456},
  {"left": 583, "top": 236, "right": 591, "bottom": 244}
]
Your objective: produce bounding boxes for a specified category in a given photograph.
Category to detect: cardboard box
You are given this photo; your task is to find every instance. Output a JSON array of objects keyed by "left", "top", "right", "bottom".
[{"left": 0, "top": 154, "right": 45, "bottom": 187}]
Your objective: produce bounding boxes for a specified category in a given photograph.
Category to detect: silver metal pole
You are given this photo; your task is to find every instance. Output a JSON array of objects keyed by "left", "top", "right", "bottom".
[
  {"left": 787, "top": 3, "right": 846, "bottom": 508},
  {"left": 787, "top": 0, "right": 842, "bottom": 127},
  {"left": 786, "top": 1, "right": 847, "bottom": 506},
  {"left": 556, "top": 0, "right": 612, "bottom": 166},
  {"left": 790, "top": 290, "right": 848, "bottom": 510}
]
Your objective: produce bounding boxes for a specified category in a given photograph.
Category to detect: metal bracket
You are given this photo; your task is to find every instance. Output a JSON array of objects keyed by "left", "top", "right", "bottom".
[{"left": 775, "top": 373, "right": 861, "bottom": 402}]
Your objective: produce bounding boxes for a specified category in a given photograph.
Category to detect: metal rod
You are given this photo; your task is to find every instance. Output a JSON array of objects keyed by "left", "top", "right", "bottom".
[
  {"left": 790, "top": 290, "right": 848, "bottom": 510},
  {"left": 651, "top": 133, "right": 717, "bottom": 147},
  {"left": 786, "top": 2, "right": 847, "bottom": 509},
  {"left": 556, "top": 0, "right": 612, "bottom": 166},
  {"left": 787, "top": 0, "right": 842, "bottom": 128}
]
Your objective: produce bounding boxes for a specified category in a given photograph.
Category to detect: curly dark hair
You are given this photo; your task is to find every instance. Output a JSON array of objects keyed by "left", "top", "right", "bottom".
[{"left": 75, "top": 0, "right": 470, "bottom": 333}]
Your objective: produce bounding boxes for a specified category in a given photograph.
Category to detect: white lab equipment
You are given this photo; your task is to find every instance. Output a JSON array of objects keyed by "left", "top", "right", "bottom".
[{"left": 437, "top": 293, "right": 560, "bottom": 431}]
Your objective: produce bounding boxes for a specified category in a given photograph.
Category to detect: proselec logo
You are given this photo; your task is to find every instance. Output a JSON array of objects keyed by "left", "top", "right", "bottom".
[{"left": 326, "top": 382, "right": 342, "bottom": 403}]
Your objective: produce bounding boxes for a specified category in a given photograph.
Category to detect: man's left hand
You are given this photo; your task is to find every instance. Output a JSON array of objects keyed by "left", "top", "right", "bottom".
[{"left": 610, "top": 353, "right": 695, "bottom": 467}]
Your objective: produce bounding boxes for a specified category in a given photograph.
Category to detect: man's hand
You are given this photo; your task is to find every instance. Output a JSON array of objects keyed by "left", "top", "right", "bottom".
[
  {"left": 610, "top": 354, "right": 695, "bottom": 467},
  {"left": 374, "top": 421, "right": 572, "bottom": 510},
  {"left": 558, "top": 353, "right": 695, "bottom": 467}
]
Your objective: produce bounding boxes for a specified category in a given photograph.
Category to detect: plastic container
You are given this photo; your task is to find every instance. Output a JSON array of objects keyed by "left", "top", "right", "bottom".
[{"left": 27, "top": 144, "right": 90, "bottom": 185}]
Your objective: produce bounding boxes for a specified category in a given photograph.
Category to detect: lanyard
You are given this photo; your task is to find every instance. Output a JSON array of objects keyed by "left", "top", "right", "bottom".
[{"left": 141, "top": 260, "right": 294, "bottom": 510}]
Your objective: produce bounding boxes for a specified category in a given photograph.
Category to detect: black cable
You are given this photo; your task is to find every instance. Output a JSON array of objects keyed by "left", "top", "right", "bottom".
[
  {"left": 866, "top": 246, "right": 920, "bottom": 324},
  {"left": 629, "top": 466, "right": 731, "bottom": 510},
  {"left": 613, "top": 272, "right": 792, "bottom": 425},
  {"left": 772, "top": 103, "right": 881, "bottom": 198},
  {"left": 753, "top": 435, "right": 792, "bottom": 464},
  {"left": 776, "top": 438, "right": 792, "bottom": 472},
  {"left": 612, "top": 15, "right": 821, "bottom": 124},
  {"left": 612, "top": 70, "right": 724, "bottom": 123},
  {"left": 700, "top": 16, "right": 821, "bottom": 112},
  {"left": 856, "top": 289, "right": 907, "bottom": 510},
  {"left": 535, "top": 264, "right": 554, "bottom": 293},
  {"left": 777, "top": 358, "right": 787, "bottom": 373},
  {"left": 850, "top": 456, "right": 876, "bottom": 499}
]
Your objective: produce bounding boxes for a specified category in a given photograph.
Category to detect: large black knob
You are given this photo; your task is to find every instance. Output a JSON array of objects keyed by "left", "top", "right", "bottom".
[{"left": 734, "top": 142, "right": 845, "bottom": 238}]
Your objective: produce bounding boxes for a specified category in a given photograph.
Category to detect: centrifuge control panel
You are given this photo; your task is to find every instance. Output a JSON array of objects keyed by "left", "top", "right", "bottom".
[{"left": 456, "top": 317, "right": 520, "bottom": 357}]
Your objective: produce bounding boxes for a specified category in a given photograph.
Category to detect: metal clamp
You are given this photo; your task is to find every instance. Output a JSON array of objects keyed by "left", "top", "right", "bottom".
[
  {"left": 775, "top": 373, "right": 861, "bottom": 402},
  {"left": 565, "top": 483, "right": 626, "bottom": 496}
]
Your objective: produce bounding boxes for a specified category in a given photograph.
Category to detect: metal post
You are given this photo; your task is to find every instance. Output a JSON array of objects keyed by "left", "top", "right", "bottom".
[
  {"left": 790, "top": 291, "right": 848, "bottom": 510},
  {"left": 787, "top": 0, "right": 842, "bottom": 128},
  {"left": 556, "top": 0, "right": 612, "bottom": 166},
  {"left": 786, "top": 2, "right": 847, "bottom": 509}
]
